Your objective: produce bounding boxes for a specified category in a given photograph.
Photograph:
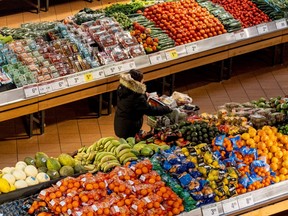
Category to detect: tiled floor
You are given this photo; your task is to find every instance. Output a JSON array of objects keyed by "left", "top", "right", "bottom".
[{"left": 0, "top": 1, "right": 288, "bottom": 169}]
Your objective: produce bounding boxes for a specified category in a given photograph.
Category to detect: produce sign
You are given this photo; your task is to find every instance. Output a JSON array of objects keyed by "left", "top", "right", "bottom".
[
  {"left": 210, "top": 0, "right": 271, "bottom": 28},
  {"left": 30, "top": 160, "right": 185, "bottom": 215},
  {"left": 142, "top": 0, "right": 227, "bottom": 45}
]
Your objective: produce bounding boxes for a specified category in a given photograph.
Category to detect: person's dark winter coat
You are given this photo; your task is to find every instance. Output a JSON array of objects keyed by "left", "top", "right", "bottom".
[{"left": 114, "top": 73, "right": 172, "bottom": 139}]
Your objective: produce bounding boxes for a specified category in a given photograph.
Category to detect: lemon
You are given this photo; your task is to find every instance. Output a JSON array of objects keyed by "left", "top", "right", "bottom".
[{"left": 0, "top": 178, "right": 11, "bottom": 193}]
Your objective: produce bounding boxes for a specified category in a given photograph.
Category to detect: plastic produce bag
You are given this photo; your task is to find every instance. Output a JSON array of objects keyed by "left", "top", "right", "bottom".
[{"left": 171, "top": 91, "right": 193, "bottom": 106}]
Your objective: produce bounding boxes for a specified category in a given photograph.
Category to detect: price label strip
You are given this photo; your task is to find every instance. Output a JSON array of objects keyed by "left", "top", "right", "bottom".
[
  {"left": 51, "top": 79, "right": 67, "bottom": 91},
  {"left": 234, "top": 30, "right": 248, "bottom": 40},
  {"left": 257, "top": 24, "right": 269, "bottom": 35},
  {"left": 67, "top": 75, "right": 84, "bottom": 86},
  {"left": 202, "top": 204, "right": 219, "bottom": 216},
  {"left": 186, "top": 43, "right": 198, "bottom": 54},
  {"left": 38, "top": 82, "right": 52, "bottom": 94},
  {"left": 222, "top": 199, "right": 240, "bottom": 213},
  {"left": 149, "top": 53, "right": 164, "bottom": 65},
  {"left": 238, "top": 195, "right": 254, "bottom": 209},
  {"left": 275, "top": 19, "right": 288, "bottom": 30},
  {"left": 165, "top": 49, "right": 179, "bottom": 60},
  {"left": 104, "top": 65, "right": 119, "bottom": 76},
  {"left": 92, "top": 69, "right": 105, "bottom": 80},
  {"left": 24, "top": 85, "right": 39, "bottom": 98},
  {"left": 124, "top": 60, "right": 136, "bottom": 71},
  {"left": 84, "top": 73, "right": 94, "bottom": 82}
]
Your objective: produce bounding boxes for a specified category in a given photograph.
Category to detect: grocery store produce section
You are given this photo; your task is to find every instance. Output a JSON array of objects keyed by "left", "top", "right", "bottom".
[
  {"left": 0, "top": 0, "right": 288, "bottom": 215},
  {"left": 3, "top": 94, "right": 288, "bottom": 215}
]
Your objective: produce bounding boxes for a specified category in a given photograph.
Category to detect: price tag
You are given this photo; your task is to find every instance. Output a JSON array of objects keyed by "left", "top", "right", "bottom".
[
  {"left": 275, "top": 19, "right": 288, "bottom": 30},
  {"left": 222, "top": 199, "right": 239, "bottom": 213},
  {"left": 257, "top": 24, "right": 269, "bottom": 35},
  {"left": 149, "top": 53, "right": 164, "bottom": 65},
  {"left": 124, "top": 60, "right": 136, "bottom": 71},
  {"left": 24, "top": 85, "right": 39, "bottom": 98},
  {"left": 51, "top": 79, "right": 67, "bottom": 91},
  {"left": 38, "top": 83, "right": 52, "bottom": 94},
  {"left": 202, "top": 204, "right": 219, "bottom": 216},
  {"left": 234, "top": 30, "right": 248, "bottom": 40},
  {"left": 165, "top": 49, "right": 178, "bottom": 60},
  {"left": 104, "top": 65, "right": 118, "bottom": 76},
  {"left": 91, "top": 69, "right": 104, "bottom": 80},
  {"left": 116, "top": 64, "right": 124, "bottom": 73},
  {"left": 67, "top": 75, "right": 84, "bottom": 86},
  {"left": 238, "top": 195, "right": 254, "bottom": 209},
  {"left": 84, "top": 73, "right": 94, "bottom": 82},
  {"left": 186, "top": 43, "right": 198, "bottom": 54}
]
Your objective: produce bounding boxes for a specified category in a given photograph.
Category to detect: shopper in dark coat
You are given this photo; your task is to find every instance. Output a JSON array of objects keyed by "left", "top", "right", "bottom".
[{"left": 114, "top": 69, "right": 172, "bottom": 139}]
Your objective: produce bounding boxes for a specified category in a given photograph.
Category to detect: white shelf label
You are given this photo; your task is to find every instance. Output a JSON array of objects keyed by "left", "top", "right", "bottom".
[
  {"left": 275, "top": 19, "right": 287, "bottom": 30},
  {"left": 104, "top": 65, "right": 119, "bottom": 76},
  {"left": 149, "top": 53, "right": 164, "bottom": 65},
  {"left": 67, "top": 75, "right": 84, "bottom": 86},
  {"left": 24, "top": 85, "right": 39, "bottom": 98},
  {"left": 222, "top": 199, "right": 239, "bottom": 213},
  {"left": 186, "top": 43, "right": 198, "bottom": 54},
  {"left": 238, "top": 195, "right": 254, "bottom": 209},
  {"left": 38, "top": 83, "right": 52, "bottom": 94},
  {"left": 92, "top": 69, "right": 105, "bottom": 80},
  {"left": 257, "top": 24, "right": 269, "bottom": 35},
  {"left": 165, "top": 49, "right": 179, "bottom": 60},
  {"left": 51, "top": 79, "right": 67, "bottom": 91},
  {"left": 202, "top": 204, "right": 219, "bottom": 216},
  {"left": 235, "top": 30, "right": 248, "bottom": 40},
  {"left": 124, "top": 60, "right": 136, "bottom": 71}
]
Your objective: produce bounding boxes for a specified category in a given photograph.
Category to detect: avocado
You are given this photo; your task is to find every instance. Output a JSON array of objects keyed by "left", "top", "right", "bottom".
[
  {"left": 38, "top": 166, "right": 48, "bottom": 173},
  {"left": 24, "top": 157, "right": 36, "bottom": 166},
  {"left": 47, "top": 170, "right": 60, "bottom": 180}
]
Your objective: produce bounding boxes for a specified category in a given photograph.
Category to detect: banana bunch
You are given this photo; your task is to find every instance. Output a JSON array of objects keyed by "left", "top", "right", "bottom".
[
  {"left": 93, "top": 152, "right": 120, "bottom": 172},
  {"left": 115, "top": 143, "right": 138, "bottom": 165}
]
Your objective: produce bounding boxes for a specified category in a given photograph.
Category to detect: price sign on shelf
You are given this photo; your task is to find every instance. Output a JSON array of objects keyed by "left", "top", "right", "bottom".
[
  {"left": 124, "top": 60, "right": 136, "bottom": 71},
  {"left": 24, "top": 85, "right": 39, "bottom": 98},
  {"left": 275, "top": 19, "right": 288, "bottom": 30},
  {"left": 38, "top": 83, "right": 52, "bottom": 94},
  {"left": 257, "top": 24, "right": 269, "bottom": 35},
  {"left": 104, "top": 65, "right": 119, "bottom": 76},
  {"left": 165, "top": 49, "right": 178, "bottom": 60},
  {"left": 67, "top": 75, "right": 84, "bottom": 86},
  {"left": 92, "top": 70, "right": 105, "bottom": 80},
  {"left": 202, "top": 204, "right": 219, "bottom": 216},
  {"left": 238, "top": 195, "right": 254, "bottom": 209},
  {"left": 149, "top": 53, "right": 164, "bottom": 65},
  {"left": 186, "top": 43, "right": 198, "bottom": 54},
  {"left": 234, "top": 30, "right": 248, "bottom": 40},
  {"left": 51, "top": 79, "right": 67, "bottom": 91},
  {"left": 84, "top": 73, "right": 94, "bottom": 82},
  {"left": 222, "top": 199, "right": 239, "bottom": 213}
]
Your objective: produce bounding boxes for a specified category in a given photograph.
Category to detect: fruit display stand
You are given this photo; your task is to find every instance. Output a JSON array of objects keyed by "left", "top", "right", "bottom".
[{"left": 0, "top": 19, "right": 288, "bottom": 136}]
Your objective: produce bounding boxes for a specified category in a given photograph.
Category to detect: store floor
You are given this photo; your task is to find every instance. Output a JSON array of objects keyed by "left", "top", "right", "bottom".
[{"left": 0, "top": 1, "right": 288, "bottom": 170}]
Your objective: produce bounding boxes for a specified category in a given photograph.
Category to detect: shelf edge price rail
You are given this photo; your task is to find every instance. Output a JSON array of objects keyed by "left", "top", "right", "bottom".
[
  {"left": 38, "top": 82, "right": 52, "bottom": 94},
  {"left": 149, "top": 52, "right": 165, "bottom": 65},
  {"left": 202, "top": 203, "right": 220, "bottom": 216},
  {"left": 275, "top": 18, "right": 288, "bottom": 30},
  {"left": 165, "top": 49, "right": 179, "bottom": 60},
  {"left": 23, "top": 84, "right": 39, "bottom": 98},
  {"left": 186, "top": 43, "right": 199, "bottom": 54},
  {"left": 257, "top": 23, "right": 269, "bottom": 35},
  {"left": 67, "top": 74, "right": 85, "bottom": 86},
  {"left": 123, "top": 59, "right": 136, "bottom": 71},
  {"left": 237, "top": 194, "right": 254, "bottom": 209},
  {"left": 234, "top": 30, "right": 248, "bottom": 41},
  {"left": 91, "top": 69, "right": 105, "bottom": 80},
  {"left": 222, "top": 198, "right": 240, "bottom": 214},
  {"left": 51, "top": 78, "right": 67, "bottom": 91}
]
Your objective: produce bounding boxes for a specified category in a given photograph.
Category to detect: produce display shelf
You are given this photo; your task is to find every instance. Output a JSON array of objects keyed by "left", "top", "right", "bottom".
[
  {"left": 178, "top": 179, "right": 288, "bottom": 216},
  {"left": 0, "top": 19, "right": 287, "bottom": 122}
]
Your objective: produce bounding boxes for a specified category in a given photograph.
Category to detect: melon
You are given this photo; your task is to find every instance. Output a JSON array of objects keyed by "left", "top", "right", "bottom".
[
  {"left": 2, "top": 173, "right": 16, "bottom": 185},
  {"left": 36, "top": 173, "right": 50, "bottom": 183},
  {"left": 12, "top": 170, "right": 26, "bottom": 180},
  {"left": 24, "top": 165, "right": 38, "bottom": 177},
  {"left": 15, "top": 161, "right": 27, "bottom": 171},
  {"left": 25, "top": 176, "right": 39, "bottom": 186},
  {"left": 15, "top": 180, "right": 28, "bottom": 189}
]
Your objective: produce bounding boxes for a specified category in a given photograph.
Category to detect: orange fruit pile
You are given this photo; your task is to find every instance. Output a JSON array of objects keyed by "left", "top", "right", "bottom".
[
  {"left": 241, "top": 126, "right": 288, "bottom": 182},
  {"left": 31, "top": 159, "right": 184, "bottom": 216}
]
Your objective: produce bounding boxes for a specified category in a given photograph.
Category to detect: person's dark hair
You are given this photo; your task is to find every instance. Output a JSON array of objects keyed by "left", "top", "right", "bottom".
[{"left": 129, "top": 69, "right": 143, "bottom": 82}]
